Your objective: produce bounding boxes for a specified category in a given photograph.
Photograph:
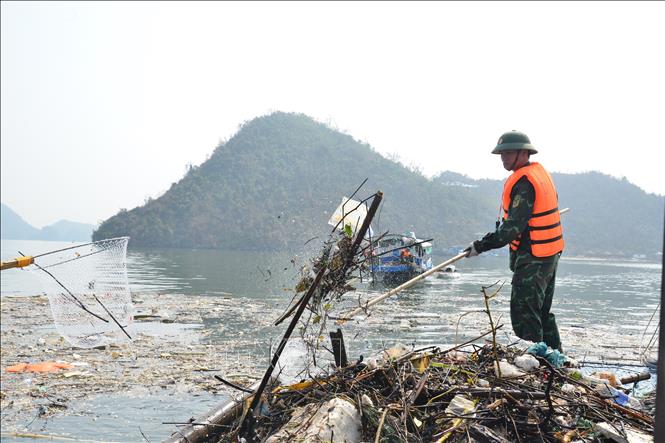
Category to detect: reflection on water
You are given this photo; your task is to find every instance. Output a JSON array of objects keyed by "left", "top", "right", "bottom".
[
  {"left": 1, "top": 239, "right": 305, "bottom": 300},
  {"left": 125, "top": 246, "right": 303, "bottom": 298}
]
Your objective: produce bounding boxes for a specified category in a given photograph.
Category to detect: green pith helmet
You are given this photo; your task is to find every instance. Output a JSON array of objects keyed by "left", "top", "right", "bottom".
[{"left": 492, "top": 131, "right": 538, "bottom": 154}]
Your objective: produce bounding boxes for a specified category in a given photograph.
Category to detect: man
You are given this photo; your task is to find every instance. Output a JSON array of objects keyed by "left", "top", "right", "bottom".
[{"left": 465, "top": 131, "right": 564, "bottom": 351}]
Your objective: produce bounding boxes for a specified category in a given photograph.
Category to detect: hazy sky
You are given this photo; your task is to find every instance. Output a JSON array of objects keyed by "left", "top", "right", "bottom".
[{"left": 2, "top": 1, "right": 664, "bottom": 227}]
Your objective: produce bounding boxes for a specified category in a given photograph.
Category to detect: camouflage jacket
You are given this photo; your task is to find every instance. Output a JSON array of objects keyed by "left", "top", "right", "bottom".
[{"left": 474, "top": 175, "right": 558, "bottom": 271}]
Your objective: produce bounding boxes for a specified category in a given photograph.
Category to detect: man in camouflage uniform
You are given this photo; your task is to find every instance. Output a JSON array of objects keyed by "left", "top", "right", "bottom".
[{"left": 465, "top": 131, "right": 563, "bottom": 351}]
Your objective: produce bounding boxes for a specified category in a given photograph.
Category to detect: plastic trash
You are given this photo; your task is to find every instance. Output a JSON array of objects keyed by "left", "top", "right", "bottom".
[
  {"left": 266, "top": 396, "right": 361, "bottom": 443},
  {"left": 545, "top": 350, "right": 566, "bottom": 368},
  {"left": 476, "top": 378, "right": 490, "bottom": 388},
  {"left": 596, "top": 421, "right": 653, "bottom": 443},
  {"left": 5, "top": 361, "right": 74, "bottom": 373},
  {"left": 366, "top": 357, "right": 379, "bottom": 370},
  {"left": 438, "top": 394, "right": 478, "bottom": 442},
  {"left": 594, "top": 371, "right": 620, "bottom": 387},
  {"left": 525, "top": 342, "right": 567, "bottom": 368},
  {"left": 564, "top": 356, "right": 579, "bottom": 368},
  {"left": 526, "top": 342, "right": 548, "bottom": 357},
  {"left": 610, "top": 387, "right": 629, "bottom": 406},
  {"left": 494, "top": 359, "right": 524, "bottom": 377},
  {"left": 594, "top": 384, "right": 642, "bottom": 410},
  {"left": 445, "top": 394, "right": 476, "bottom": 416},
  {"left": 514, "top": 354, "right": 540, "bottom": 371},
  {"left": 560, "top": 383, "right": 578, "bottom": 394},
  {"left": 627, "top": 397, "right": 643, "bottom": 411},
  {"left": 383, "top": 343, "right": 410, "bottom": 361},
  {"left": 566, "top": 369, "right": 615, "bottom": 387}
]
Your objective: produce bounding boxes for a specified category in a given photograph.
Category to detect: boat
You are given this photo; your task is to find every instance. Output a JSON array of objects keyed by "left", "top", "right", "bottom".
[{"left": 369, "top": 232, "right": 433, "bottom": 285}]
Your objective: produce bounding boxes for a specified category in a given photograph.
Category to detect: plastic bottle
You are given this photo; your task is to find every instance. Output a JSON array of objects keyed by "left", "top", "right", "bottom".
[
  {"left": 594, "top": 384, "right": 642, "bottom": 409},
  {"left": 594, "top": 384, "right": 624, "bottom": 404}
]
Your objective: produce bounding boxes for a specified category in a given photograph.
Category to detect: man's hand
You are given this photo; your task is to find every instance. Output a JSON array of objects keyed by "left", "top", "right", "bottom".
[{"left": 464, "top": 241, "right": 480, "bottom": 258}]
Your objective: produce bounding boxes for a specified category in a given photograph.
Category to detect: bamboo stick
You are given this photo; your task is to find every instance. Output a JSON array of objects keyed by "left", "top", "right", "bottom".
[{"left": 340, "top": 251, "right": 468, "bottom": 321}]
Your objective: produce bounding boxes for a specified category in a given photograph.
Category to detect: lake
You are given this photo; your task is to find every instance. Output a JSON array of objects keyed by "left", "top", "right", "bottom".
[{"left": 1, "top": 239, "right": 661, "bottom": 442}]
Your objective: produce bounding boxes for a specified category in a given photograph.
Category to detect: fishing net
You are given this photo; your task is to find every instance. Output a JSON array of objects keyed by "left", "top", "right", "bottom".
[
  {"left": 29, "top": 237, "right": 133, "bottom": 348},
  {"left": 638, "top": 303, "right": 659, "bottom": 369}
]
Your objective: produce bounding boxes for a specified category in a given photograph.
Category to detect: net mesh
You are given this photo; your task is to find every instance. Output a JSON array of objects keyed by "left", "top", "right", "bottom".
[{"left": 30, "top": 237, "right": 133, "bottom": 348}]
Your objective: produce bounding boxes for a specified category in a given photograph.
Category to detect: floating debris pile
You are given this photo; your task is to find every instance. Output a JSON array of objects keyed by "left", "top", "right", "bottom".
[
  {"left": 213, "top": 339, "right": 654, "bottom": 442},
  {"left": 165, "top": 190, "right": 655, "bottom": 443}
]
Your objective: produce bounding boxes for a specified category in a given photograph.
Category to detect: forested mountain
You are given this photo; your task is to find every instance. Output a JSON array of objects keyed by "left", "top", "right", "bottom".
[
  {"left": 93, "top": 112, "right": 664, "bottom": 258},
  {"left": 553, "top": 172, "right": 663, "bottom": 257},
  {"left": 1, "top": 203, "right": 94, "bottom": 242}
]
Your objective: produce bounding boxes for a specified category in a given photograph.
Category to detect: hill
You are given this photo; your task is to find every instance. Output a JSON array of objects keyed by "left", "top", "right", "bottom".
[
  {"left": 1, "top": 203, "right": 94, "bottom": 242},
  {"left": 93, "top": 112, "right": 664, "bottom": 258},
  {"left": 1, "top": 203, "right": 39, "bottom": 240},
  {"left": 37, "top": 219, "right": 95, "bottom": 242}
]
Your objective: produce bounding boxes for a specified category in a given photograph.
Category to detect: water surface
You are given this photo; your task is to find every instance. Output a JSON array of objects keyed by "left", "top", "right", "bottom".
[{"left": 1, "top": 239, "right": 661, "bottom": 442}]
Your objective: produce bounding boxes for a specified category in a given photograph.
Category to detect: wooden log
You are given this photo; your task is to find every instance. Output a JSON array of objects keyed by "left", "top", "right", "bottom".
[{"left": 620, "top": 372, "right": 651, "bottom": 385}]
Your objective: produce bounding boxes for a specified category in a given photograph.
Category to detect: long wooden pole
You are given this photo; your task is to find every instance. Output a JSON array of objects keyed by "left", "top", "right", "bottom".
[
  {"left": 340, "top": 251, "right": 468, "bottom": 320},
  {"left": 1, "top": 256, "right": 34, "bottom": 271},
  {"left": 1, "top": 237, "right": 130, "bottom": 271},
  {"left": 654, "top": 208, "right": 665, "bottom": 442},
  {"left": 340, "top": 207, "right": 570, "bottom": 321}
]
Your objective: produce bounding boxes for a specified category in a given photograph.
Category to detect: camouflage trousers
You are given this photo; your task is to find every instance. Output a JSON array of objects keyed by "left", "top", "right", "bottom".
[{"left": 510, "top": 253, "right": 561, "bottom": 351}]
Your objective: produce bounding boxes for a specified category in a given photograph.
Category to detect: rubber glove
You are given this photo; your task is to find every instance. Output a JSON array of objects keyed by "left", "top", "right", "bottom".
[{"left": 464, "top": 241, "right": 480, "bottom": 257}]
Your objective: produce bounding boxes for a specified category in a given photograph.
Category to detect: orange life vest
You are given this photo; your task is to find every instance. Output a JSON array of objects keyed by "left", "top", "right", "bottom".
[{"left": 502, "top": 162, "right": 564, "bottom": 257}]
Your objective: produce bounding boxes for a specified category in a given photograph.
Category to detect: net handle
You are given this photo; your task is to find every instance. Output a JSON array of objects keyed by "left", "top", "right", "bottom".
[{"left": 31, "top": 237, "right": 130, "bottom": 259}]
